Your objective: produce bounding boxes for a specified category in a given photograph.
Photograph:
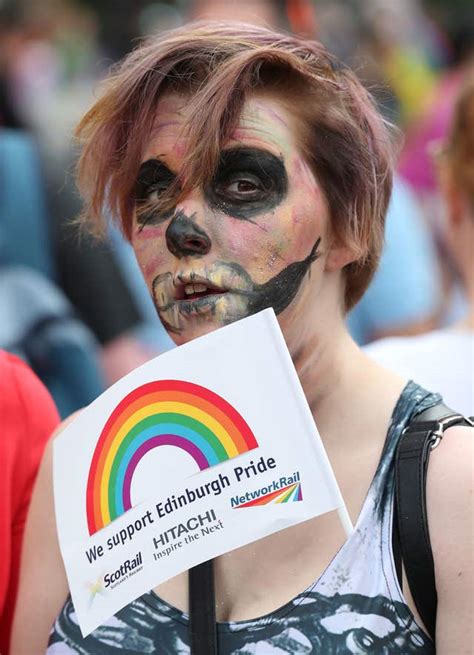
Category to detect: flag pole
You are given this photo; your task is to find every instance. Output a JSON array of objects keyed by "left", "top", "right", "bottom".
[{"left": 338, "top": 505, "right": 354, "bottom": 538}]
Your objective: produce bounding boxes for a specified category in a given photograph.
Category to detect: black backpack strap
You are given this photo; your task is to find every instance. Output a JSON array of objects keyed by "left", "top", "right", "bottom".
[
  {"left": 394, "top": 402, "right": 473, "bottom": 639},
  {"left": 189, "top": 559, "right": 217, "bottom": 655}
]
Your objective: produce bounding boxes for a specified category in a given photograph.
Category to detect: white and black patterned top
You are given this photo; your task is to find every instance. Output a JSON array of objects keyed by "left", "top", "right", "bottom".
[{"left": 48, "top": 381, "right": 438, "bottom": 654}]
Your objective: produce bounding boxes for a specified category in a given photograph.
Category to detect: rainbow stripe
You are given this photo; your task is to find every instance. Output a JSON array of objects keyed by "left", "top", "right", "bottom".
[
  {"left": 86, "top": 380, "right": 257, "bottom": 534},
  {"left": 235, "top": 482, "right": 303, "bottom": 508}
]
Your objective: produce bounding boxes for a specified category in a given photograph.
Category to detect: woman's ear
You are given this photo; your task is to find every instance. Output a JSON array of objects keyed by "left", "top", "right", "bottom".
[{"left": 324, "top": 238, "right": 358, "bottom": 273}]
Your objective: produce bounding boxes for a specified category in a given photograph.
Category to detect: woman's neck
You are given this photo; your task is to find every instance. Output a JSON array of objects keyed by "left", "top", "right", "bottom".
[
  {"left": 292, "top": 319, "right": 352, "bottom": 407},
  {"left": 289, "top": 312, "right": 359, "bottom": 431},
  {"left": 288, "top": 307, "right": 407, "bottom": 453}
]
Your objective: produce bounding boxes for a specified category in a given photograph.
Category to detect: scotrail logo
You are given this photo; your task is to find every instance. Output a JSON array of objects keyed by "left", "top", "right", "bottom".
[
  {"left": 84, "top": 571, "right": 106, "bottom": 607},
  {"left": 231, "top": 472, "right": 302, "bottom": 508}
]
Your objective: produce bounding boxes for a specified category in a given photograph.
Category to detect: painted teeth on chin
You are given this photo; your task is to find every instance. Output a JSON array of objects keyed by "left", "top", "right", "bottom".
[
  {"left": 179, "top": 294, "right": 218, "bottom": 314},
  {"left": 184, "top": 283, "right": 208, "bottom": 295}
]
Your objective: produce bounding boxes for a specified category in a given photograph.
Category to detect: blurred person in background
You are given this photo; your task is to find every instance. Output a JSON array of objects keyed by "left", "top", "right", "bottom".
[
  {"left": 343, "top": 0, "right": 445, "bottom": 344},
  {"left": 397, "top": 1, "right": 474, "bottom": 326},
  {"left": 11, "top": 21, "right": 472, "bottom": 655},
  {"left": 359, "top": 0, "right": 439, "bottom": 128},
  {"left": 0, "top": 9, "right": 105, "bottom": 416},
  {"left": 347, "top": 175, "right": 441, "bottom": 345},
  {"left": 366, "top": 75, "right": 474, "bottom": 416},
  {"left": 0, "top": 1, "right": 161, "bottom": 390},
  {"left": 0, "top": 350, "right": 60, "bottom": 654},
  {"left": 399, "top": 3, "right": 474, "bottom": 202}
]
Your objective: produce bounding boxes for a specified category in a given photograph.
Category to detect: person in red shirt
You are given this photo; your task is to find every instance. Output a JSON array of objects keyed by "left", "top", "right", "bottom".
[{"left": 0, "top": 350, "right": 60, "bottom": 654}]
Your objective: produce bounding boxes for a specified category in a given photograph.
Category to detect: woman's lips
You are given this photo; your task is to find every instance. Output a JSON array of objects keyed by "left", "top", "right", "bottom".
[
  {"left": 151, "top": 265, "right": 252, "bottom": 324},
  {"left": 173, "top": 280, "right": 229, "bottom": 315},
  {"left": 173, "top": 276, "right": 228, "bottom": 301},
  {"left": 181, "top": 287, "right": 227, "bottom": 302}
]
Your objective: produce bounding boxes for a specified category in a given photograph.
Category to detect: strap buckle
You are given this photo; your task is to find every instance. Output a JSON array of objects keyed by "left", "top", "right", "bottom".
[{"left": 429, "top": 414, "right": 469, "bottom": 450}]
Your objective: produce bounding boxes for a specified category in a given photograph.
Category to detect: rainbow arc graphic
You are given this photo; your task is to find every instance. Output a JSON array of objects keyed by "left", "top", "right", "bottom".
[{"left": 86, "top": 380, "right": 258, "bottom": 535}]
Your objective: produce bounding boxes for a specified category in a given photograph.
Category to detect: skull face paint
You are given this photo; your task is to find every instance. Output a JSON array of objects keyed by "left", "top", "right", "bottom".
[
  {"left": 131, "top": 94, "right": 330, "bottom": 345},
  {"left": 151, "top": 237, "right": 321, "bottom": 334}
]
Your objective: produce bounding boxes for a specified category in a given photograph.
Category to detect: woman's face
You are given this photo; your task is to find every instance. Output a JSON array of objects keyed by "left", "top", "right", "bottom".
[{"left": 131, "top": 93, "right": 331, "bottom": 345}]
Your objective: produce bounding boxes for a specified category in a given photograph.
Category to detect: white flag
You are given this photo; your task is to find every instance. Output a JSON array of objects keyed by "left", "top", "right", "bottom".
[{"left": 53, "top": 308, "right": 349, "bottom": 636}]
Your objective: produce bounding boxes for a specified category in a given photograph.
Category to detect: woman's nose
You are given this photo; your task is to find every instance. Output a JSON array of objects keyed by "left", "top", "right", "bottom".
[{"left": 165, "top": 210, "right": 212, "bottom": 259}]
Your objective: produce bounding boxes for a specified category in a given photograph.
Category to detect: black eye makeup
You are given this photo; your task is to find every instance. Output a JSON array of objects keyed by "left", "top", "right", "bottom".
[
  {"left": 134, "top": 159, "right": 177, "bottom": 226},
  {"left": 206, "top": 147, "right": 288, "bottom": 220}
]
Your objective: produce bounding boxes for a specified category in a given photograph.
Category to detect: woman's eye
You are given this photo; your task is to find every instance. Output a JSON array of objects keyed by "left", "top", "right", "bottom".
[
  {"left": 145, "top": 184, "right": 169, "bottom": 202},
  {"left": 230, "top": 180, "right": 258, "bottom": 194},
  {"left": 219, "top": 177, "right": 266, "bottom": 201}
]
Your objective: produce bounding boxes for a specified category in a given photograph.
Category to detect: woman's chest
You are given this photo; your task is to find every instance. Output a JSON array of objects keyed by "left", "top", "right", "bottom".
[{"left": 153, "top": 510, "right": 359, "bottom": 623}]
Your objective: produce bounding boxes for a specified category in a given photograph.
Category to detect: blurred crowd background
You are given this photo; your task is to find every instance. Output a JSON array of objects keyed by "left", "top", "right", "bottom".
[{"left": 1, "top": 0, "right": 473, "bottom": 417}]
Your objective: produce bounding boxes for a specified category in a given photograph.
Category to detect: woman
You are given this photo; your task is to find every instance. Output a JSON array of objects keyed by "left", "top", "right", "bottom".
[{"left": 11, "top": 22, "right": 472, "bottom": 654}]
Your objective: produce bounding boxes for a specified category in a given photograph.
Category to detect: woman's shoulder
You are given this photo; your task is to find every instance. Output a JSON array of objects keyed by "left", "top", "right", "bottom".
[
  {"left": 426, "top": 423, "right": 473, "bottom": 649},
  {"left": 427, "top": 423, "right": 473, "bottom": 520}
]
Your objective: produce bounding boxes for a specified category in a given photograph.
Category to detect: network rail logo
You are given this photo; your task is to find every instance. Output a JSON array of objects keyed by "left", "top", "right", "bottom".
[{"left": 231, "top": 472, "right": 303, "bottom": 509}]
